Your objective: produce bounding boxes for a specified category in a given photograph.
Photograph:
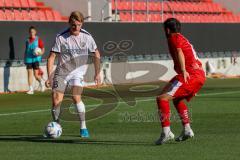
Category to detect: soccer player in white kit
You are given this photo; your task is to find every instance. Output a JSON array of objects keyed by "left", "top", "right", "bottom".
[{"left": 45, "top": 11, "right": 101, "bottom": 138}]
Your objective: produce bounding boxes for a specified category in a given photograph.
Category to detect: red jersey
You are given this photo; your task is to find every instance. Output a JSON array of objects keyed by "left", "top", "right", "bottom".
[
  {"left": 28, "top": 37, "right": 44, "bottom": 49},
  {"left": 167, "top": 33, "right": 202, "bottom": 74}
]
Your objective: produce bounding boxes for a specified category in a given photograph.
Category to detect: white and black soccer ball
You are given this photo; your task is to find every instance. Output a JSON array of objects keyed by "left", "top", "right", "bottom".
[
  {"left": 44, "top": 122, "right": 62, "bottom": 138},
  {"left": 34, "top": 47, "right": 43, "bottom": 56}
]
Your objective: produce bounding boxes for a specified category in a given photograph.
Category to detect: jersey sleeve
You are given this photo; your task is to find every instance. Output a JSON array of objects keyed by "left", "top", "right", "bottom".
[
  {"left": 38, "top": 38, "right": 44, "bottom": 49},
  {"left": 51, "top": 36, "right": 61, "bottom": 53},
  {"left": 88, "top": 36, "right": 97, "bottom": 53}
]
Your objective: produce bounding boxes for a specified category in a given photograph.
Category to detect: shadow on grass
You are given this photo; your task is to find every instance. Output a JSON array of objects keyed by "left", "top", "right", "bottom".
[{"left": 0, "top": 135, "right": 167, "bottom": 146}]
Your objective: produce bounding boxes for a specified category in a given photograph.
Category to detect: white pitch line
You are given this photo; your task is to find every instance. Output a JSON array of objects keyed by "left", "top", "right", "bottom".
[
  {"left": 0, "top": 90, "right": 239, "bottom": 117},
  {"left": 197, "top": 90, "right": 240, "bottom": 96},
  {"left": 0, "top": 109, "right": 50, "bottom": 116}
]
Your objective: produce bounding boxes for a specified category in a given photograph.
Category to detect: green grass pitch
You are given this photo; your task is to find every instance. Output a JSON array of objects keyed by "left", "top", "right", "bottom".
[{"left": 0, "top": 79, "right": 240, "bottom": 160}]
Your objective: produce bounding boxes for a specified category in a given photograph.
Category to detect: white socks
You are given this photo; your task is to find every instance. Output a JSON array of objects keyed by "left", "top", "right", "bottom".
[
  {"left": 162, "top": 124, "right": 191, "bottom": 135},
  {"left": 29, "top": 85, "right": 33, "bottom": 91},
  {"left": 163, "top": 126, "right": 171, "bottom": 135},
  {"left": 184, "top": 123, "right": 191, "bottom": 131},
  {"left": 52, "top": 107, "right": 61, "bottom": 123},
  {"left": 76, "top": 101, "right": 86, "bottom": 129}
]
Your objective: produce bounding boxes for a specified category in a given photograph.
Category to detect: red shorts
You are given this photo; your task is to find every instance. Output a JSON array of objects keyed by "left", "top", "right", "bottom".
[{"left": 167, "top": 70, "right": 206, "bottom": 101}]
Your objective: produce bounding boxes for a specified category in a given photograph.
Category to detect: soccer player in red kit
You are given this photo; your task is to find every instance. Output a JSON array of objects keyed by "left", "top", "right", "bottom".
[{"left": 155, "top": 18, "right": 206, "bottom": 145}]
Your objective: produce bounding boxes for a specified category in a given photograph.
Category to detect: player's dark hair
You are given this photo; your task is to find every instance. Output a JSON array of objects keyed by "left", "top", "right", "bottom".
[
  {"left": 163, "top": 18, "right": 181, "bottom": 33},
  {"left": 29, "top": 26, "right": 37, "bottom": 32}
]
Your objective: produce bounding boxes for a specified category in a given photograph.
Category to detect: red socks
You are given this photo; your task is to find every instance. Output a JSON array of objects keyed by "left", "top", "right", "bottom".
[
  {"left": 173, "top": 100, "right": 190, "bottom": 125},
  {"left": 156, "top": 98, "right": 190, "bottom": 127},
  {"left": 156, "top": 98, "right": 170, "bottom": 127}
]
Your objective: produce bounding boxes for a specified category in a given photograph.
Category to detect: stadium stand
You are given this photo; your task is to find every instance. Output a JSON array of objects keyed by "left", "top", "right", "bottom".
[
  {"left": 113, "top": 0, "right": 240, "bottom": 23},
  {"left": 0, "top": 0, "right": 66, "bottom": 21}
]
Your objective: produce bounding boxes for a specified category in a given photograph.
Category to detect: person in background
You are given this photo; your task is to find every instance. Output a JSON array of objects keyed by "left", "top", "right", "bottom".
[{"left": 24, "top": 26, "right": 45, "bottom": 94}]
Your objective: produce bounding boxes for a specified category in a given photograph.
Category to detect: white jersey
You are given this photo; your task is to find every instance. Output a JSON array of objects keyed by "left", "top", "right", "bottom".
[{"left": 51, "top": 28, "right": 97, "bottom": 80}]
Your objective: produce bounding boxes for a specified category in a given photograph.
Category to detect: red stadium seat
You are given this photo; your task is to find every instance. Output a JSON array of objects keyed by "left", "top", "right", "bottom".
[
  {"left": 29, "top": 10, "right": 39, "bottom": 20},
  {"left": 118, "top": 1, "right": 128, "bottom": 10},
  {"left": 37, "top": 9, "right": 46, "bottom": 21},
  {"left": 20, "top": 0, "right": 29, "bottom": 8},
  {"left": 111, "top": 0, "right": 115, "bottom": 10},
  {"left": 13, "top": 0, "right": 21, "bottom": 8},
  {"left": 44, "top": 9, "right": 54, "bottom": 21},
  {"left": 5, "top": 9, "right": 14, "bottom": 20},
  {"left": 0, "top": 9, "right": 6, "bottom": 20},
  {"left": 13, "top": 9, "right": 23, "bottom": 20},
  {"left": 150, "top": 14, "right": 161, "bottom": 22},
  {"left": 0, "top": 0, "right": 4, "bottom": 8},
  {"left": 36, "top": 1, "right": 44, "bottom": 8},
  {"left": 52, "top": 10, "right": 62, "bottom": 21},
  {"left": 22, "top": 10, "right": 31, "bottom": 20},
  {"left": 27, "top": 0, "right": 37, "bottom": 8},
  {"left": 119, "top": 12, "right": 127, "bottom": 21},
  {"left": 5, "top": 0, "right": 13, "bottom": 8},
  {"left": 149, "top": 2, "right": 158, "bottom": 11}
]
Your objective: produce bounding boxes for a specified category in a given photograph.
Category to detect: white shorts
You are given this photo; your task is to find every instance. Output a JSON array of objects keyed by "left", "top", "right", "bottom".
[{"left": 52, "top": 75, "right": 84, "bottom": 93}]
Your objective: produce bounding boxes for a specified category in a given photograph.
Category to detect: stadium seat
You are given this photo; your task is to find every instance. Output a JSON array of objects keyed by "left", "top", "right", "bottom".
[
  {"left": 5, "top": 9, "right": 14, "bottom": 20},
  {"left": 52, "top": 10, "right": 62, "bottom": 21},
  {"left": 22, "top": 10, "right": 31, "bottom": 20},
  {"left": 0, "top": 0, "right": 65, "bottom": 21},
  {"left": 0, "top": 9, "right": 6, "bottom": 20},
  {"left": 29, "top": 10, "right": 39, "bottom": 20},
  {"left": 0, "top": 0, "right": 4, "bottom": 8},
  {"left": 27, "top": 0, "right": 37, "bottom": 8},
  {"left": 13, "top": 0, "right": 21, "bottom": 8},
  {"left": 5, "top": 0, "right": 13, "bottom": 8},
  {"left": 37, "top": 9, "right": 47, "bottom": 21},
  {"left": 44, "top": 9, "right": 54, "bottom": 21},
  {"left": 36, "top": 1, "right": 44, "bottom": 8},
  {"left": 13, "top": 9, "right": 23, "bottom": 20},
  {"left": 20, "top": 0, "right": 29, "bottom": 8},
  {"left": 116, "top": 0, "right": 240, "bottom": 23}
]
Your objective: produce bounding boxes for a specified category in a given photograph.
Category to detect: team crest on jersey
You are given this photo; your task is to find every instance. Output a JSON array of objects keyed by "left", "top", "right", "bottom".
[
  {"left": 61, "top": 42, "right": 70, "bottom": 53},
  {"left": 80, "top": 42, "right": 86, "bottom": 48}
]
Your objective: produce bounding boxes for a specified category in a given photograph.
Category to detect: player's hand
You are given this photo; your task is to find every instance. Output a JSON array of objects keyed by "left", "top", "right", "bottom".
[
  {"left": 183, "top": 70, "right": 190, "bottom": 83},
  {"left": 45, "top": 79, "right": 51, "bottom": 88},
  {"left": 94, "top": 74, "right": 101, "bottom": 87}
]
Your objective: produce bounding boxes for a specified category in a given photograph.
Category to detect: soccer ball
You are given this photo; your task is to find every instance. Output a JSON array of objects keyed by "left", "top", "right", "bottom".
[
  {"left": 44, "top": 122, "right": 62, "bottom": 138},
  {"left": 34, "top": 47, "right": 43, "bottom": 56}
]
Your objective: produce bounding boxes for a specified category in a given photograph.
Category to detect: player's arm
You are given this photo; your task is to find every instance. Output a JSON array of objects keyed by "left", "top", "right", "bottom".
[
  {"left": 45, "top": 52, "right": 57, "bottom": 87},
  {"left": 177, "top": 48, "right": 190, "bottom": 83},
  {"left": 93, "top": 49, "right": 101, "bottom": 86},
  {"left": 41, "top": 48, "right": 45, "bottom": 55}
]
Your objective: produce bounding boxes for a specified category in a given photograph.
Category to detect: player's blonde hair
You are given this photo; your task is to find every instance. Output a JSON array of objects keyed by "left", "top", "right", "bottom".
[{"left": 69, "top": 11, "right": 84, "bottom": 23}]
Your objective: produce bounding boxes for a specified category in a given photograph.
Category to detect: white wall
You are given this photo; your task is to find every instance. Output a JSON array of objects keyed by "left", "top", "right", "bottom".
[{"left": 1, "top": 57, "right": 240, "bottom": 93}]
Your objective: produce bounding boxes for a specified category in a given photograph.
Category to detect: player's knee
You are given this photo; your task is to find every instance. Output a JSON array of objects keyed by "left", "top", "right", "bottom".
[
  {"left": 53, "top": 97, "right": 62, "bottom": 107},
  {"left": 53, "top": 100, "right": 62, "bottom": 107},
  {"left": 52, "top": 93, "right": 63, "bottom": 107},
  {"left": 33, "top": 71, "right": 38, "bottom": 77},
  {"left": 72, "top": 96, "right": 81, "bottom": 104},
  {"left": 157, "top": 94, "right": 171, "bottom": 101}
]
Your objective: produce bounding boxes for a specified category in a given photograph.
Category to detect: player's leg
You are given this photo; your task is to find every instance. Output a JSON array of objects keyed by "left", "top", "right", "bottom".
[
  {"left": 33, "top": 62, "right": 45, "bottom": 92},
  {"left": 155, "top": 82, "right": 175, "bottom": 145},
  {"left": 173, "top": 98, "right": 194, "bottom": 141},
  {"left": 26, "top": 64, "right": 34, "bottom": 94},
  {"left": 51, "top": 91, "right": 64, "bottom": 123},
  {"left": 171, "top": 73, "right": 205, "bottom": 142},
  {"left": 51, "top": 75, "right": 67, "bottom": 123},
  {"left": 70, "top": 79, "right": 89, "bottom": 138}
]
